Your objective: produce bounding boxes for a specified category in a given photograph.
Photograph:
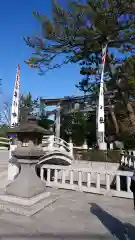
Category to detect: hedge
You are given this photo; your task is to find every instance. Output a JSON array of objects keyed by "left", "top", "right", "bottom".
[
  {"left": 0, "top": 137, "right": 9, "bottom": 147},
  {"left": 73, "top": 149, "right": 121, "bottom": 163}
]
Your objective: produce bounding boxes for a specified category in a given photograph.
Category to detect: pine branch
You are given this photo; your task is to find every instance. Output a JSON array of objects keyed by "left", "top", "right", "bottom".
[{"left": 24, "top": 0, "right": 135, "bottom": 72}]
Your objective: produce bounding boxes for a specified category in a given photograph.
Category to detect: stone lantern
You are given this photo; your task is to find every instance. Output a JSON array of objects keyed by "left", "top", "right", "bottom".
[
  {"left": 8, "top": 116, "right": 52, "bottom": 181},
  {"left": 0, "top": 116, "right": 57, "bottom": 216}
]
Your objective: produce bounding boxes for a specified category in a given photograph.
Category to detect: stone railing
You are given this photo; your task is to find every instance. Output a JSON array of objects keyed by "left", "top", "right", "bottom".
[
  {"left": 42, "top": 135, "right": 73, "bottom": 157},
  {"left": 120, "top": 150, "right": 135, "bottom": 169},
  {"left": 40, "top": 164, "right": 133, "bottom": 199}
]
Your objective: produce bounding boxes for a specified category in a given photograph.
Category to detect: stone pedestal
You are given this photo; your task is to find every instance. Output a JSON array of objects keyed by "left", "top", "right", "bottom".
[
  {"left": 6, "top": 158, "right": 46, "bottom": 198},
  {"left": 99, "top": 142, "right": 107, "bottom": 150},
  {"left": 0, "top": 192, "right": 58, "bottom": 216},
  {"left": 0, "top": 151, "right": 58, "bottom": 216},
  {"left": 83, "top": 140, "right": 88, "bottom": 150},
  {"left": 110, "top": 142, "right": 113, "bottom": 150}
]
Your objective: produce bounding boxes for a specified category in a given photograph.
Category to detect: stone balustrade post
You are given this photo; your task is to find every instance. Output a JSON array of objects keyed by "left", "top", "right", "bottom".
[
  {"left": 82, "top": 139, "right": 88, "bottom": 150},
  {"left": 68, "top": 138, "right": 73, "bottom": 157},
  {"left": 48, "top": 135, "right": 54, "bottom": 150},
  {"left": 110, "top": 142, "right": 113, "bottom": 150}
]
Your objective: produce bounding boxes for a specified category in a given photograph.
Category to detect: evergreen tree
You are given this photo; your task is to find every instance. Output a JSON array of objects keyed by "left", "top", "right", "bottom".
[
  {"left": 24, "top": 0, "right": 135, "bottom": 145},
  {"left": 19, "top": 92, "right": 39, "bottom": 121},
  {"left": 19, "top": 93, "right": 53, "bottom": 130},
  {"left": 24, "top": 0, "right": 135, "bottom": 72}
]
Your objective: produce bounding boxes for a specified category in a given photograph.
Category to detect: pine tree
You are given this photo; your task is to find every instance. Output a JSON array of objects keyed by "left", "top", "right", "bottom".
[
  {"left": 19, "top": 93, "right": 53, "bottom": 130},
  {"left": 77, "top": 54, "right": 135, "bottom": 136},
  {"left": 19, "top": 93, "right": 39, "bottom": 121},
  {"left": 24, "top": 0, "right": 135, "bottom": 72},
  {"left": 24, "top": 0, "right": 135, "bottom": 137},
  {"left": 114, "top": 56, "right": 135, "bottom": 130},
  {"left": 76, "top": 50, "right": 120, "bottom": 135}
]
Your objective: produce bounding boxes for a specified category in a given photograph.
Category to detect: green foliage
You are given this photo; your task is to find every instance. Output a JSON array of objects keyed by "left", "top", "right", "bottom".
[
  {"left": 0, "top": 124, "right": 9, "bottom": 138},
  {"left": 71, "top": 112, "right": 88, "bottom": 145},
  {"left": 24, "top": 0, "right": 135, "bottom": 147},
  {"left": 60, "top": 111, "right": 96, "bottom": 146},
  {"left": 38, "top": 115, "right": 54, "bottom": 130},
  {"left": 120, "top": 132, "right": 135, "bottom": 150},
  {"left": 73, "top": 149, "right": 121, "bottom": 163},
  {"left": 78, "top": 54, "right": 135, "bottom": 138},
  {"left": 25, "top": 0, "right": 135, "bottom": 72},
  {"left": 119, "top": 56, "right": 135, "bottom": 98},
  {"left": 19, "top": 92, "right": 54, "bottom": 130},
  {"left": 19, "top": 92, "right": 39, "bottom": 120}
]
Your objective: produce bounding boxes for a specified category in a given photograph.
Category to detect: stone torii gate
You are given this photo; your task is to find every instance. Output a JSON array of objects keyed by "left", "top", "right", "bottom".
[{"left": 40, "top": 92, "right": 117, "bottom": 145}]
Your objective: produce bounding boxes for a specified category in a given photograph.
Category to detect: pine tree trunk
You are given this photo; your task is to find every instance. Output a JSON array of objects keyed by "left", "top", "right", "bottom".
[
  {"left": 109, "top": 105, "right": 119, "bottom": 134},
  {"left": 104, "top": 84, "right": 119, "bottom": 134},
  {"left": 121, "top": 91, "right": 135, "bottom": 129},
  {"left": 127, "top": 102, "right": 135, "bottom": 127}
]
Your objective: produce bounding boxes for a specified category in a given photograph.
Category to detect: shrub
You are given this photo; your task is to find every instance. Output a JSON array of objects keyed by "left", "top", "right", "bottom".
[{"left": 73, "top": 149, "right": 121, "bottom": 163}]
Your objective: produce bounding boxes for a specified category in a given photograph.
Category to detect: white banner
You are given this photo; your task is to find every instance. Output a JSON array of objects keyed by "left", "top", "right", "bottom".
[
  {"left": 97, "top": 45, "right": 107, "bottom": 142},
  {"left": 10, "top": 64, "right": 20, "bottom": 127}
]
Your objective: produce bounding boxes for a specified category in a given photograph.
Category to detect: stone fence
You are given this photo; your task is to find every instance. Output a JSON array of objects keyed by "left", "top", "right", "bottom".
[
  {"left": 40, "top": 164, "right": 133, "bottom": 199},
  {"left": 120, "top": 150, "right": 135, "bottom": 169}
]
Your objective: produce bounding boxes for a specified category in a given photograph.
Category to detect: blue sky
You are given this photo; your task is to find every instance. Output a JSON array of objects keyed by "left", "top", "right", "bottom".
[{"left": 0, "top": 0, "right": 82, "bottom": 103}]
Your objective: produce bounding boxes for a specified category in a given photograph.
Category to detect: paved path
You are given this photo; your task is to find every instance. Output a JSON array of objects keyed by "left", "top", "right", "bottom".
[
  {"left": 0, "top": 189, "right": 134, "bottom": 239},
  {"left": 0, "top": 151, "right": 134, "bottom": 239},
  {"left": 0, "top": 150, "right": 9, "bottom": 191}
]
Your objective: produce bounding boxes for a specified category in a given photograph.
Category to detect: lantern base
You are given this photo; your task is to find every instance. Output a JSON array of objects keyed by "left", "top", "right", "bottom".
[{"left": 0, "top": 191, "right": 58, "bottom": 216}]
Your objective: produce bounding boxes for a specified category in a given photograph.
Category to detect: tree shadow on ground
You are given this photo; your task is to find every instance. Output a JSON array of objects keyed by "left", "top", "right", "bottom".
[{"left": 90, "top": 203, "right": 135, "bottom": 240}]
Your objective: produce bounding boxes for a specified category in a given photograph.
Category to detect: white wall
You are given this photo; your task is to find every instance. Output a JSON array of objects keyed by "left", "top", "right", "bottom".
[{"left": 72, "top": 160, "right": 119, "bottom": 171}]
